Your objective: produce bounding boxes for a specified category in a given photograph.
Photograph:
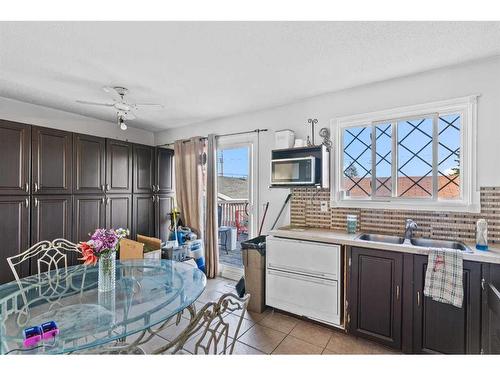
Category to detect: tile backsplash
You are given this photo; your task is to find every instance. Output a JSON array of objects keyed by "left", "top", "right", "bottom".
[{"left": 290, "top": 187, "right": 500, "bottom": 244}]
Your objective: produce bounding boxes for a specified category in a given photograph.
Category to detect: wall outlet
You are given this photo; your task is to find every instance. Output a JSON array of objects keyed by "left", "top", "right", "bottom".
[{"left": 320, "top": 201, "right": 329, "bottom": 212}]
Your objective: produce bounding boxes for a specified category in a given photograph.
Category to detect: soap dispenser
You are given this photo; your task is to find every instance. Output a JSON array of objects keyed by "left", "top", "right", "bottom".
[{"left": 476, "top": 219, "right": 488, "bottom": 251}]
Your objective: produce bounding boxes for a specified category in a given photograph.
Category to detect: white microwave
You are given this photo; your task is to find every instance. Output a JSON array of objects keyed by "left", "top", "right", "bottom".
[{"left": 270, "top": 156, "right": 319, "bottom": 185}]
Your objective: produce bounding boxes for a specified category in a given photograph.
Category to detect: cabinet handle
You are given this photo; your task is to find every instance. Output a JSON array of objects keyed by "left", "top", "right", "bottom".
[
  {"left": 101, "top": 184, "right": 105, "bottom": 192},
  {"left": 25, "top": 182, "right": 29, "bottom": 193},
  {"left": 25, "top": 198, "right": 29, "bottom": 208},
  {"left": 152, "top": 184, "right": 155, "bottom": 192},
  {"left": 396, "top": 285, "right": 400, "bottom": 301},
  {"left": 106, "top": 184, "right": 110, "bottom": 191},
  {"left": 156, "top": 185, "right": 160, "bottom": 192},
  {"left": 101, "top": 197, "right": 105, "bottom": 204},
  {"left": 34, "top": 182, "right": 38, "bottom": 193},
  {"left": 106, "top": 198, "right": 110, "bottom": 205},
  {"left": 417, "top": 291, "right": 421, "bottom": 307},
  {"left": 34, "top": 198, "right": 38, "bottom": 208}
]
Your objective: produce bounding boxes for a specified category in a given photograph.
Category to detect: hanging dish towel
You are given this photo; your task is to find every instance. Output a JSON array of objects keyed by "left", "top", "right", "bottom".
[{"left": 424, "top": 248, "right": 464, "bottom": 308}]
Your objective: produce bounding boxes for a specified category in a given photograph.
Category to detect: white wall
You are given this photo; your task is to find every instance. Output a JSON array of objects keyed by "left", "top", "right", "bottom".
[
  {"left": 0, "top": 96, "right": 155, "bottom": 145},
  {"left": 156, "top": 56, "right": 500, "bottom": 233}
]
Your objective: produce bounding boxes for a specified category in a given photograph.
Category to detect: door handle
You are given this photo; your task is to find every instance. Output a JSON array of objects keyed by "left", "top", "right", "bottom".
[
  {"left": 34, "top": 182, "right": 38, "bottom": 193},
  {"left": 417, "top": 291, "right": 421, "bottom": 307},
  {"left": 396, "top": 285, "right": 400, "bottom": 301}
]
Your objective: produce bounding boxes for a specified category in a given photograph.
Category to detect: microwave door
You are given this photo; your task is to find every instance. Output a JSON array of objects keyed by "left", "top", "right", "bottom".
[{"left": 271, "top": 157, "right": 315, "bottom": 185}]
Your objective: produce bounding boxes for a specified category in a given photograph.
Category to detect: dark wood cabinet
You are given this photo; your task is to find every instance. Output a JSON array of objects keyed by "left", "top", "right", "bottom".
[
  {"left": 133, "top": 144, "right": 155, "bottom": 194},
  {"left": 0, "top": 120, "right": 31, "bottom": 195},
  {"left": 132, "top": 194, "right": 155, "bottom": 239},
  {"left": 73, "top": 134, "right": 106, "bottom": 194},
  {"left": 349, "top": 247, "right": 403, "bottom": 349},
  {"left": 105, "top": 194, "right": 132, "bottom": 233},
  {"left": 73, "top": 195, "right": 106, "bottom": 243},
  {"left": 413, "top": 255, "right": 481, "bottom": 354},
  {"left": 31, "top": 195, "right": 72, "bottom": 244},
  {"left": 482, "top": 263, "right": 500, "bottom": 354},
  {"left": 32, "top": 127, "right": 72, "bottom": 194},
  {"left": 155, "top": 194, "right": 173, "bottom": 242},
  {"left": 106, "top": 139, "right": 132, "bottom": 193},
  {"left": 0, "top": 196, "right": 30, "bottom": 284},
  {"left": 156, "top": 147, "right": 174, "bottom": 194}
]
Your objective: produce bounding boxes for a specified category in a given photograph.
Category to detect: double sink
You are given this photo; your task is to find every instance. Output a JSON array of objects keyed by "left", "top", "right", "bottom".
[{"left": 357, "top": 233, "right": 472, "bottom": 252}]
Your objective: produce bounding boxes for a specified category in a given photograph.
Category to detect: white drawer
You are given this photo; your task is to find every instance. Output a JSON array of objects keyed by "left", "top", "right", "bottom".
[
  {"left": 266, "top": 268, "right": 340, "bottom": 326},
  {"left": 266, "top": 236, "right": 340, "bottom": 280}
]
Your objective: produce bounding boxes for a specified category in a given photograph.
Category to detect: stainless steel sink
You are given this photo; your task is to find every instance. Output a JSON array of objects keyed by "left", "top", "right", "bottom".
[
  {"left": 357, "top": 233, "right": 405, "bottom": 244},
  {"left": 410, "top": 238, "right": 471, "bottom": 252}
]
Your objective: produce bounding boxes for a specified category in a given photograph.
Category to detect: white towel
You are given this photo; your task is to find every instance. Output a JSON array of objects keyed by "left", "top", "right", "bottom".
[{"left": 423, "top": 248, "right": 463, "bottom": 308}]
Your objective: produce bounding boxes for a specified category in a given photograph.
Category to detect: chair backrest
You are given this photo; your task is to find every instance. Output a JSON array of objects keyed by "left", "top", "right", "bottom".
[
  {"left": 6, "top": 238, "right": 81, "bottom": 287},
  {"left": 171, "top": 292, "right": 250, "bottom": 355}
]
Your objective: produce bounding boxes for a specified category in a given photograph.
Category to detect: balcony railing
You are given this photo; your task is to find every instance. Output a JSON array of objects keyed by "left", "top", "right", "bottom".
[{"left": 218, "top": 199, "right": 248, "bottom": 228}]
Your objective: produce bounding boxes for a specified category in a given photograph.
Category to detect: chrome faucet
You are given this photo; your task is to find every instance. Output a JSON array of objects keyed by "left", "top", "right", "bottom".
[{"left": 404, "top": 219, "right": 418, "bottom": 241}]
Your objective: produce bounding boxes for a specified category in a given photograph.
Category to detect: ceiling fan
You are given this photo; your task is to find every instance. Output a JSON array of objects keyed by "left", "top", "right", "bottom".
[{"left": 76, "top": 86, "right": 163, "bottom": 130}]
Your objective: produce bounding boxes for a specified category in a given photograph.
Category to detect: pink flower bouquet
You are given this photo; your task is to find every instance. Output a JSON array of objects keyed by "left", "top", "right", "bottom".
[{"left": 78, "top": 228, "right": 129, "bottom": 265}]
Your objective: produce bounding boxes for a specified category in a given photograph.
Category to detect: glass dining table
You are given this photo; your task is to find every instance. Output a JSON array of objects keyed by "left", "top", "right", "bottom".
[{"left": 0, "top": 259, "right": 206, "bottom": 354}]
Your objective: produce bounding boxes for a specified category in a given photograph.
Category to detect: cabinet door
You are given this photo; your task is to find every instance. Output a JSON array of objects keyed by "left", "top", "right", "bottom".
[
  {"left": 349, "top": 247, "right": 403, "bottom": 349},
  {"left": 156, "top": 148, "right": 174, "bottom": 194},
  {"left": 483, "top": 263, "right": 500, "bottom": 354},
  {"left": 31, "top": 195, "right": 73, "bottom": 272},
  {"left": 105, "top": 194, "right": 132, "bottom": 233},
  {"left": 73, "top": 134, "right": 106, "bottom": 194},
  {"left": 32, "top": 127, "right": 72, "bottom": 194},
  {"left": 0, "top": 196, "right": 30, "bottom": 284},
  {"left": 155, "top": 194, "right": 173, "bottom": 242},
  {"left": 133, "top": 144, "right": 155, "bottom": 194},
  {"left": 132, "top": 194, "right": 155, "bottom": 239},
  {"left": 0, "top": 120, "right": 30, "bottom": 195},
  {"left": 106, "top": 139, "right": 132, "bottom": 193},
  {"left": 413, "top": 255, "right": 481, "bottom": 354},
  {"left": 73, "top": 195, "right": 106, "bottom": 244},
  {"left": 31, "top": 196, "right": 72, "bottom": 244}
]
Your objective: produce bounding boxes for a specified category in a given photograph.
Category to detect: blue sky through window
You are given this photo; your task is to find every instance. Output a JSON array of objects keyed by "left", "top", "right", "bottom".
[{"left": 217, "top": 147, "right": 249, "bottom": 177}]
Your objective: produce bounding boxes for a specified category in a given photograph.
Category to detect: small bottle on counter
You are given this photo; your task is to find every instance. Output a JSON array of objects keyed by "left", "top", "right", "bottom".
[
  {"left": 347, "top": 214, "right": 358, "bottom": 234},
  {"left": 476, "top": 219, "right": 488, "bottom": 251}
]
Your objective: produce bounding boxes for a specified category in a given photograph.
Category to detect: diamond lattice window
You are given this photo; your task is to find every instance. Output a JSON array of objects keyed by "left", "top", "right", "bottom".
[{"left": 343, "top": 126, "right": 371, "bottom": 197}]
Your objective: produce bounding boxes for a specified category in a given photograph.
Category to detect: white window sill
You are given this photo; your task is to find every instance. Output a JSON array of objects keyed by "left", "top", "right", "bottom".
[{"left": 331, "top": 198, "right": 481, "bottom": 213}]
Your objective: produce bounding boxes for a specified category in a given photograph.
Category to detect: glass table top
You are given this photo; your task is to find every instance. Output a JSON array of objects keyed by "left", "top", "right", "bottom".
[{"left": 0, "top": 259, "right": 206, "bottom": 354}]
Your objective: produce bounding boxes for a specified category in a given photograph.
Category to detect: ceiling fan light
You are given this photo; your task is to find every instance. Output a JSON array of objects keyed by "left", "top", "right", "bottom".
[{"left": 120, "top": 122, "right": 127, "bottom": 130}]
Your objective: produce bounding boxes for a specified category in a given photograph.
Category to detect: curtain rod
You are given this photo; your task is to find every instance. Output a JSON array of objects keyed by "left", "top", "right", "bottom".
[{"left": 160, "top": 128, "right": 268, "bottom": 147}]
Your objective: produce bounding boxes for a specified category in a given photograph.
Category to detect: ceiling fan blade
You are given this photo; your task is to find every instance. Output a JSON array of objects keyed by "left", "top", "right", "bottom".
[
  {"left": 122, "top": 112, "right": 136, "bottom": 120},
  {"left": 102, "top": 86, "right": 123, "bottom": 102},
  {"left": 132, "top": 103, "right": 164, "bottom": 109},
  {"left": 76, "top": 100, "right": 114, "bottom": 107}
]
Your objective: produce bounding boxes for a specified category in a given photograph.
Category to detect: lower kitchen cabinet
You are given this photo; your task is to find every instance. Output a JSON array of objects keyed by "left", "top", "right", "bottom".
[
  {"left": 413, "top": 255, "right": 481, "bottom": 354},
  {"left": 349, "top": 247, "right": 403, "bottom": 349},
  {"left": 482, "top": 263, "right": 500, "bottom": 354},
  {"left": 132, "top": 194, "right": 155, "bottom": 238},
  {"left": 73, "top": 195, "right": 106, "bottom": 244},
  {"left": 155, "top": 194, "right": 173, "bottom": 242},
  {"left": 105, "top": 194, "right": 132, "bottom": 233},
  {"left": 0, "top": 196, "right": 30, "bottom": 283}
]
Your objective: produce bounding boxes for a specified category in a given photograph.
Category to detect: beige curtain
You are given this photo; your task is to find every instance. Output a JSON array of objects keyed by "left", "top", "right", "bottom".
[
  {"left": 174, "top": 137, "right": 204, "bottom": 237},
  {"left": 204, "top": 134, "right": 219, "bottom": 278}
]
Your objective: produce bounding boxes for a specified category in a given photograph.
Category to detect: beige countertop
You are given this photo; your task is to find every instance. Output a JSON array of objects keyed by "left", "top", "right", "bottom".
[{"left": 269, "top": 226, "right": 500, "bottom": 265}]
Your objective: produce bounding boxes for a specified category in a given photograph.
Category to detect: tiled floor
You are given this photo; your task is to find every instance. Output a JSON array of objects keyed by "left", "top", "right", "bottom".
[{"left": 135, "top": 276, "right": 398, "bottom": 355}]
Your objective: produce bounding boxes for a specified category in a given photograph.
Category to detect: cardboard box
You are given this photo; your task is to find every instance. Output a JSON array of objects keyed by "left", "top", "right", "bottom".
[
  {"left": 119, "top": 235, "right": 162, "bottom": 260},
  {"left": 241, "top": 248, "right": 266, "bottom": 313}
]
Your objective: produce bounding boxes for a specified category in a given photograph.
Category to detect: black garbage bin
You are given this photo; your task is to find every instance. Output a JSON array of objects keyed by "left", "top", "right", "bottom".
[{"left": 240, "top": 235, "right": 266, "bottom": 313}]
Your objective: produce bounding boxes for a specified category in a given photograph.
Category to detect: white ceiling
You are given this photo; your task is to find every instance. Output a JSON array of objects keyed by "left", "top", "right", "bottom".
[{"left": 1, "top": 21, "right": 500, "bottom": 132}]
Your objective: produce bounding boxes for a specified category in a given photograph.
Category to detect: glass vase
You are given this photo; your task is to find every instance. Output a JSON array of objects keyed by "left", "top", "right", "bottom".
[{"left": 98, "top": 251, "right": 116, "bottom": 292}]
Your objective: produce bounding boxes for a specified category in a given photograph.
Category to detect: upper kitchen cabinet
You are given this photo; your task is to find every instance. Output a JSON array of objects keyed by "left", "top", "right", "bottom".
[
  {"left": 0, "top": 196, "right": 30, "bottom": 284},
  {"left": 106, "top": 139, "right": 132, "bottom": 194},
  {"left": 413, "top": 255, "right": 481, "bottom": 354},
  {"left": 156, "top": 147, "right": 174, "bottom": 194},
  {"left": 133, "top": 144, "right": 155, "bottom": 194},
  {"left": 32, "top": 126, "right": 73, "bottom": 195},
  {"left": 0, "top": 120, "right": 31, "bottom": 195},
  {"left": 73, "top": 133, "right": 106, "bottom": 194},
  {"left": 349, "top": 247, "right": 403, "bottom": 349}
]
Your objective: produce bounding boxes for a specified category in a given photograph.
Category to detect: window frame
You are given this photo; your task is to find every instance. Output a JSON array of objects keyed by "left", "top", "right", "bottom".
[{"left": 331, "top": 95, "right": 479, "bottom": 212}]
